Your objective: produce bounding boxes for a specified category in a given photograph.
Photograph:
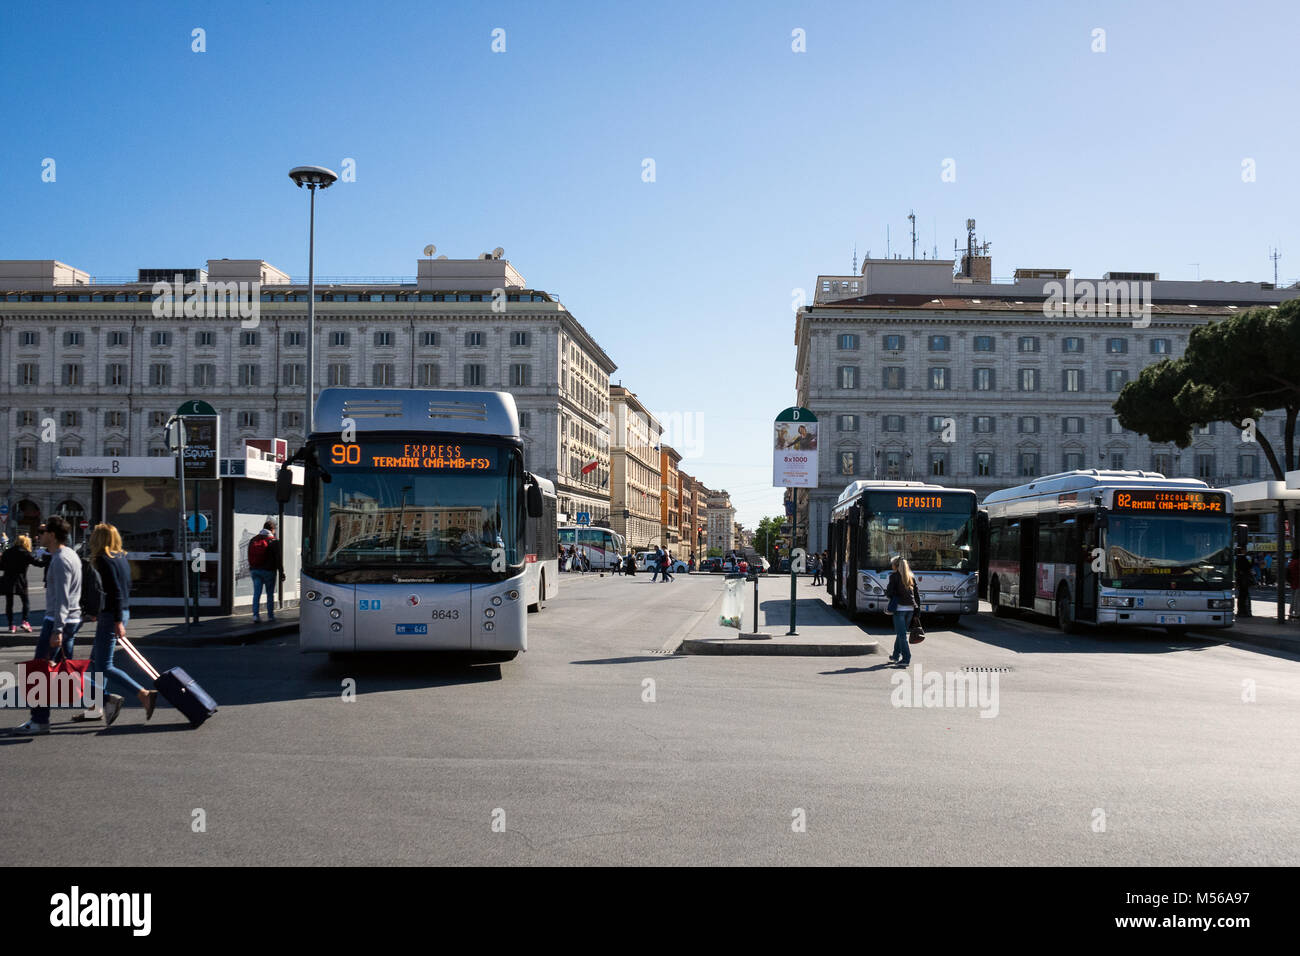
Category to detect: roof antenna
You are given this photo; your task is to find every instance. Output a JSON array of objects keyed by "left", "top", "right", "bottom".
[
  {"left": 908, "top": 210, "right": 917, "bottom": 259},
  {"left": 1270, "top": 247, "right": 1281, "bottom": 287},
  {"left": 852, "top": 243, "right": 857, "bottom": 274}
]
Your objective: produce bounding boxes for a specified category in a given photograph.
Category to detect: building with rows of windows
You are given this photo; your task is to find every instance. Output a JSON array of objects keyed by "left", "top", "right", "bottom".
[
  {"left": 0, "top": 256, "right": 618, "bottom": 538},
  {"left": 794, "top": 253, "right": 1299, "bottom": 553}
]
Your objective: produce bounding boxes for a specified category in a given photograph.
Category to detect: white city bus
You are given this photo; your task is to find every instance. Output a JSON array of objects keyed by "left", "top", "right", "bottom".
[
  {"left": 826, "top": 480, "right": 980, "bottom": 622},
  {"left": 524, "top": 476, "right": 558, "bottom": 611},
  {"left": 557, "top": 524, "right": 625, "bottom": 570},
  {"left": 982, "top": 470, "right": 1235, "bottom": 632},
  {"left": 291, "top": 388, "right": 547, "bottom": 661}
]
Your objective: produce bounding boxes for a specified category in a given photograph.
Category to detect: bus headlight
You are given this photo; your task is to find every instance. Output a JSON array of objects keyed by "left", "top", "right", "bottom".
[
  {"left": 330, "top": 608, "right": 341, "bottom": 619},
  {"left": 323, "top": 596, "right": 335, "bottom": 608},
  {"left": 492, "top": 596, "right": 502, "bottom": 607},
  {"left": 1207, "top": 598, "right": 1234, "bottom": 609},
  {"left": 483, "top": 621, "right": 495, "bottom": 632},
  {"left": 954, "top": 579, "right": 977, "bottom": 599},
  {"left": 330, "top": 622, "right": 342, "bottom": 632},
  {"left": 306, "top": 590, "right": 319, "bottom": 601},
  {"left": 1099, "top": 595, "right": 1134, "bottom": 608},
  {"left": 507, "top": 590, "right": 519, "bottom": 601},
  {"left": 484, "top": 608, "right": 495, "bottom": 619}
]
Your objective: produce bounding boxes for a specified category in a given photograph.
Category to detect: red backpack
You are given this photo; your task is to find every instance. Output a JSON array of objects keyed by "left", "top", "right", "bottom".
[{"left": 248, "top": 534, "right": 271, "bottom": 570}]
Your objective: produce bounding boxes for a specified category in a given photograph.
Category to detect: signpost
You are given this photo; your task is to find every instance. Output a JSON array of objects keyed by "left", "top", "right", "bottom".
[
  {"left": 774, "top": 407, "right": 819, "bottom": 636},
  {"left": 171, "top": 402, "right": 221, "bottom": 627},
  {"left": 576, "top": 511, "right": 591, "bottom": 526}
]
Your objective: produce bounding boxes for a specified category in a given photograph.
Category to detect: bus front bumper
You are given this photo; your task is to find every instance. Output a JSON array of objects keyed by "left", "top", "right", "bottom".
[{"left": 1094, "top": 608, "right": 1233, "bottom": 628}]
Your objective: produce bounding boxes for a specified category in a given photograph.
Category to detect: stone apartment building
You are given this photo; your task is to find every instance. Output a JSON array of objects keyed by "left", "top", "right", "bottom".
[
  {"left": 0, "top": 255, "right": 617, "bottom": 537},
  {"left": 660, "top": 445, "right": 681, "bottom": 548},
  {"left": 703, "top": 487, "right": 735, "bottom": 554},
  {"left": 609, "top": 385, "right": 662, "bottom": 550},
  {"left": 794, "top": 249, "right": 1299, "bottom": 553}
]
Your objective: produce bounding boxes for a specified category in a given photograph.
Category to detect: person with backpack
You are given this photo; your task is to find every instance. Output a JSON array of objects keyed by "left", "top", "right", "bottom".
[
  {"left": 248, "top": 520, "right": 283, "bottom": 623},
  {"left": 2, "top": 534, "right": 40, "bottom": 633},
  {"left": 11, "top": 516, "right": 82, "bottom": 735},
  {"left": 76, "top": 523, "right": 157, "bottom": 726}
]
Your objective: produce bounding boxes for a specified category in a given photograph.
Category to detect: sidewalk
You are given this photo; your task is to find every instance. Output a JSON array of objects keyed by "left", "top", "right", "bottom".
[
  {"left": 678, "top": 577, "right": 877, "bottom": 656},
  {"left": 1, "top": 606, "right": 298, "bottom": 648},
  {"left": 1197, "top": 595, "right": 1300, "bottom": 654}
]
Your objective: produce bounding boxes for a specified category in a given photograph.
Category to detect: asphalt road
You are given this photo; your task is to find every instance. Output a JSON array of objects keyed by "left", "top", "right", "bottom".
[{"left": 3, "top": 572, "right": 1298, "bottom": 866}]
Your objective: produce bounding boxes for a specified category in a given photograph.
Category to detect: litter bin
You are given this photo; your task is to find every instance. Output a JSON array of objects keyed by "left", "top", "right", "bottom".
[{"left": 720, "top": 572, "right": 745, "bottom": 630}]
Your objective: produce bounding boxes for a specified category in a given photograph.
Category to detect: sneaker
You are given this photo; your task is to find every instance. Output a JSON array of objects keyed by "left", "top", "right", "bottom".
[
  {"left": 72, "top": 711, "right": 104, "bottom": 722},
  {"left": 103, "top": 695, "right": 124, "bottom": 727},
  {"left": 252, "top": 616, "right": 261, "bottom": 624},
  {"left": 267, "top": 614, "right": 277, "bottom": 622},
  {"left": 12, "top": 720, "right": 49, "bottom": 735},
  {"left": 7, "top": 626, "right": 14, "bottom": 634},
  {"left": 888, "top": 654, "right": 899, "bottom": 663},
  {"left": 20, "top": 621, "right": 32, "bottom": 632}
]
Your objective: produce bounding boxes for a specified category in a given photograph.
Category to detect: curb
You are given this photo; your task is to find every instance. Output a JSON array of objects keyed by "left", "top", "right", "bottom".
[
  {"left": 678, "top": 637, "right": 878, "bottom": 656},
  {"left": 0, "top": 621, "right": 298, "bottom": 650}
]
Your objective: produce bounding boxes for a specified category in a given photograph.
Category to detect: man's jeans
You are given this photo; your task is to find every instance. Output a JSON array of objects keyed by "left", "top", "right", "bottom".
[
  {"left": 31, "top": 618, "right": 82, "bottom": 724},
  {"left": 252, "top": 569, "right": 277, "bottom": 618}
]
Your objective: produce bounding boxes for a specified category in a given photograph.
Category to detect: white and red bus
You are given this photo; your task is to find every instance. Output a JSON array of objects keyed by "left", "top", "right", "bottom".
[{"left": 982, "top": 470, "right": 1235, "bottom": 633}]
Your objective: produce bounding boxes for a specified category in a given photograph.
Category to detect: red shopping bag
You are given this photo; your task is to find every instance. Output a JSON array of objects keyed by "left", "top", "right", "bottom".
[{"left": 19, "top": 652, "right": 92, "bottom": 709}]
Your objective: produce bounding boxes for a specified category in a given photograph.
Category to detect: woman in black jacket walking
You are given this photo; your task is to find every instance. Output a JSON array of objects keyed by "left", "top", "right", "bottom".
[
  {"left": 78, "top": 523, "right": 158, "bottom": 726},
  {"left": 1, "top": 534, "right": 39, "bottom": 633},
  {"left": 884, "top": 555, "right": 921, "bottom": 667}
]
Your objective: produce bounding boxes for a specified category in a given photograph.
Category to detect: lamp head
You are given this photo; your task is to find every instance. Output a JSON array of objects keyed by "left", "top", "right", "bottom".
[{"left": 289, "top": 165, "right": 339, "bottom": 188}]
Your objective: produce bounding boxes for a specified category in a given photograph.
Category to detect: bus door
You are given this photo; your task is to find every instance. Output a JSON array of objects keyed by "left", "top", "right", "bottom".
[
  {"left": 1018, "top": 516, "right": 1037, "bottom": 608},
  {"left": 1077, "top": 515, "right": 1098, "bottom": 622},
  {"left": 825, "top": 522, "right": 837, "bottom": 598}
]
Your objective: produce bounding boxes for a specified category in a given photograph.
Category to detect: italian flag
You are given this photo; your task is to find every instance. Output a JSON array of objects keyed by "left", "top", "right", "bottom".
[{"left": 581, "top": 460, "right": 599, "bottom": 475}]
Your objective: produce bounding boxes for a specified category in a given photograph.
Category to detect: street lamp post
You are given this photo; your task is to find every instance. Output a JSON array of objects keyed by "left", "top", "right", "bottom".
[{"left": 288, "top": 166, "right": 338, "bottom": 438}]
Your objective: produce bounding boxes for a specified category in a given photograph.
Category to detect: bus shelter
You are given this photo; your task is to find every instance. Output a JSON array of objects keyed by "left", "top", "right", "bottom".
[
  {"left": 1220, "top": 469, "right": 1300, "bottom": 620},
  {"left": 53, "top": 456, "right": 304, "bottom": 615}
]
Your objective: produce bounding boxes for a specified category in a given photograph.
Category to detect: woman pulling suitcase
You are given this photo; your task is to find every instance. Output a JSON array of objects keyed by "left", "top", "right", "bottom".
[{"left": 77, "top": 523, "right": 158, "bottom": 726}]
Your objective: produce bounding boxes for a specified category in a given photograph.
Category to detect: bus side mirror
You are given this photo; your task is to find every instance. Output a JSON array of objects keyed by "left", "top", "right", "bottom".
[
  {"left": 526, "top": 482, "right": 544, "bottom": 518},
  {"left": 1234, "top": 524, "right": 1249, "bottom": 551},
  {"left": 275, "top": 466, "right": 294, "bottom": 505},
  {"left": 1096, "top": 513, "right": 1108, "bottom": 529}
]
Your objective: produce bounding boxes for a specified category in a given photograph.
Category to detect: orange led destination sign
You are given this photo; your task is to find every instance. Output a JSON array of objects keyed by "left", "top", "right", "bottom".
[
  {"left": 1112, "top": 490, "right": 1226, "bottom": 513},
  {"left": 327, "top": 441, "right": 498, "bottom": 471},
  {"left": 895, "top": 495, "right": 944, "bottom": 509}
]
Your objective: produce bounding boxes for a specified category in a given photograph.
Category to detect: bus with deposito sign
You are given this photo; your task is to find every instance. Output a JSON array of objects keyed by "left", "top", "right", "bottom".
[
  {"left": 981, "top": 470, "right": 1235, "bottom": 632},
  {"left": 290, "top": 388, "right": 550, "bottom": 661},
  {"left": 557, "top": 524, "right": 626, "bottom": 570},
  {"left": 826, "top": 480, "right": 980, "bottom": 622}
]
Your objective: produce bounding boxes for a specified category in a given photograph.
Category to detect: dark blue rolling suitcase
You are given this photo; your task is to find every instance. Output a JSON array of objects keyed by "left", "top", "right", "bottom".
[{"left": 119, "top": 637, "right": 218, "bottom": 727}]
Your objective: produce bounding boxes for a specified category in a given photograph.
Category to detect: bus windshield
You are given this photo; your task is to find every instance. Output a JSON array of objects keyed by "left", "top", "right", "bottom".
[
  {"left": 1104, "top": 515, "right": 1232, "bottom": 589},
  {"left": 304, "top": 438, "right": 523, "bottom": 577},
  {"left": 863, "top": 512, "right": 976, "bottom": 573}
]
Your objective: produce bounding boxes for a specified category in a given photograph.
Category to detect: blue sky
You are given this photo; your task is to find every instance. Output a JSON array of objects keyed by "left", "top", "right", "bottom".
[{"left": 3, "top": 0, "right": 1297, "bottom": 528}]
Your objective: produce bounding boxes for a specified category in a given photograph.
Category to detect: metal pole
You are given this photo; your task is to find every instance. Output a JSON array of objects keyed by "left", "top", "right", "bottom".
[
  {"left": 1278, "top": 502, "right": 1287, "bottom": 623},
  {"left": 175, "top": 417, "right": 192, "bottom": 629},
  {"left": 787, "top": 490, "right": 798, "bottom": 635},
  {"left": 191, "top": 478, "right": 201, "bottom": 624},
  {"left": 306, "top": 184, "right": 317, "bottom": 437},
  {"left": 752, "top": 571, "right": 760, "bottom": 635}
]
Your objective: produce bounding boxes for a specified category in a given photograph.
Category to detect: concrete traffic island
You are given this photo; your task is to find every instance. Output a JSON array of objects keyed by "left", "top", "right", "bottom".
[
  {"left": 676, "top": 587, "right": 879, "bottom": 656},
  {"left": 678, "top": 635, "right": 877, "bottom": 656}
]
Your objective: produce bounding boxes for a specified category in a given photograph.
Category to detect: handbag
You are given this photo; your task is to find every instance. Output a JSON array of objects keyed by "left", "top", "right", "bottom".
[
  {"left": 20, "top": 648, "right": 92, "bottom": 708},
  {"left": 908, "top": 615, "right": 926, "bottom": 644}
]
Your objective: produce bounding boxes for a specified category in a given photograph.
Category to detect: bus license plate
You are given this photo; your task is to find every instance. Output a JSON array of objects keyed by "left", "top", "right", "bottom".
[
  {"left": 1156, "top": 615, "right": 1185, "bottom": 625},
  {"left": 923, "top": 605, "right": 935, "bottom": 612},
  {"left": 396, "top": 624, "right": 428, "bottom": 635}
]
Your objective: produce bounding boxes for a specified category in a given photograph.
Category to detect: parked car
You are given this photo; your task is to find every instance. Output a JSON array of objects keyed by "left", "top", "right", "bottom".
[{"left": 700, "top": 557, "right": 723, "bottom": 573}]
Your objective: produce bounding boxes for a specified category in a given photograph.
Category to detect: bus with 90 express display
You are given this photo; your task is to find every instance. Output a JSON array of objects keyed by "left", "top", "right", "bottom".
[{"left": 281, "top": 388, "right": 549, "bottom": 661}]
